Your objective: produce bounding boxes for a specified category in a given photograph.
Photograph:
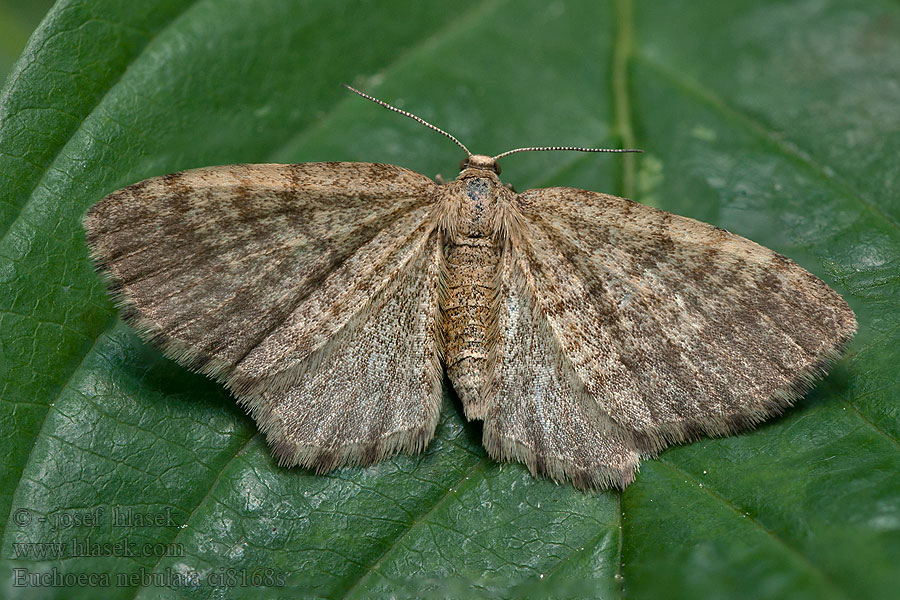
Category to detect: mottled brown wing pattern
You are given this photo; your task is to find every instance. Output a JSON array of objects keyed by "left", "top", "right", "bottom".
[
  {"left": 84, "top": 150, "right": 857, "bottom": 490},
  {"left": 250, "top": 230, "right": 444, "bottom": 471},
  {"left": 85, "top": 162, "right": 444, "bottom": 469},
  {"left": 507, "top": 187, "right": 856, "bottom": 452},
  {"left": 482, "top": 245, "right": 640, "bottom": 489}
]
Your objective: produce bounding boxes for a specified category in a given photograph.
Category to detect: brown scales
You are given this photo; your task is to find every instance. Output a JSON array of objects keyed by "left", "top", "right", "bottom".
[{"left": 82, "top": 92, "right": 857, "bottom": 491}]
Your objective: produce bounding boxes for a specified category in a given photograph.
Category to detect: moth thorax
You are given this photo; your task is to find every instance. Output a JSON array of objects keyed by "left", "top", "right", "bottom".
[{"left": 455, "top": 178, "right": 498, "bottom": 239}]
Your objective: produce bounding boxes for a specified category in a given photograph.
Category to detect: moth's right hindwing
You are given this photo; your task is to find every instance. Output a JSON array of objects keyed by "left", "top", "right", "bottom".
[{"left": 482, "top": 245, "right": 640, "bottom": 490}]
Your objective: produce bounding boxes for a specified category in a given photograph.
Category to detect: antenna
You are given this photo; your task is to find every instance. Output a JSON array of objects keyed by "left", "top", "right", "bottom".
[
  {"left": 343, "top": 84, "right": 643, "bottom": 161},
  {"left": 343, "top": 84, "right": 472, "bottom": 156},
  {"left": 493, "top": 146, "right": 642, "bottom": 160}
]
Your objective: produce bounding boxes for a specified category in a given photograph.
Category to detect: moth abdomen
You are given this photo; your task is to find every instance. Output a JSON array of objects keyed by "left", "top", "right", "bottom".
[
  {"left": 439, "top": 175, "right": 506, "bottom": 420},
  {"left": 441, "top": 233, "right": 501, "bottom": 421}
]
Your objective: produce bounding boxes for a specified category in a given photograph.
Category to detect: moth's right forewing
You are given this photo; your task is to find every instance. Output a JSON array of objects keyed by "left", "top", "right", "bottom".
[{"left": 510, "top": 187, "right": 856, "bottom": 452}]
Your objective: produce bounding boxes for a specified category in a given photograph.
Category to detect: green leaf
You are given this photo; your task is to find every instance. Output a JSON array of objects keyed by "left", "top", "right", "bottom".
[
  {"left": 1, "top": 0, "right": 898, "bottom": 598},
  {"left": 0, "top": 0, "right": 55, "bottom": 81}
]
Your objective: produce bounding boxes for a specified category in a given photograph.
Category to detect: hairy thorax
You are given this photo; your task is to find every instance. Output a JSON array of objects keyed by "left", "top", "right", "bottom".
[{"left": 438, "top": 168, "right": 512, "bottom": 419}]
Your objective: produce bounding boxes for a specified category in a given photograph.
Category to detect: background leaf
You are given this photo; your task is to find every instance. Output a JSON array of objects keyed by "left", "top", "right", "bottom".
[
  {"left": 0, "top": 0, "right": 54, "bottom": 80},
  {"left": 1, "top": 0, "right": 898, "bottom": 598}
]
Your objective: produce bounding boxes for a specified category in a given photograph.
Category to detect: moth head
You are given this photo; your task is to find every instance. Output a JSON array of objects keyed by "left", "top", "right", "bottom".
[{"left": 459, "top": 154, "right": 501, "bottom": 175}]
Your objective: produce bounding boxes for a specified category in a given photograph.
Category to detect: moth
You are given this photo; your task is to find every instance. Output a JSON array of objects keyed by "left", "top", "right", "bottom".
[{"left": 83, "top": 86, "right": 856, "bottom": 490}]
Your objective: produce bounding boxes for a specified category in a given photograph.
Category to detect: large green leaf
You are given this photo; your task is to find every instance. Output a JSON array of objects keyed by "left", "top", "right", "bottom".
[{"left": 1, "top": 0, "right": 898, "bottom": 598}]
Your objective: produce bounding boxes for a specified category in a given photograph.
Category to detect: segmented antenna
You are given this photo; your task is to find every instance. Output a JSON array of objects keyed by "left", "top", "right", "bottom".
[
  {"left": 343, "top": 84, "right": 472, "bottom": 156},
  {"left": 493, "top": 146, "right": 642, "bottom": 160},
  {"left": 343, "top": 84, "right": 643, "bottom": 160}
]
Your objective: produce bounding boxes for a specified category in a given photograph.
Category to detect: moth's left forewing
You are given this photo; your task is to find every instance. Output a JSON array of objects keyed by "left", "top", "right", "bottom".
[
  {"left": 508, "top": 186, "right": 856, "bottom": 452},
  {"left": 85, "top": 162, "right": 446, "bottom": 472}
]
